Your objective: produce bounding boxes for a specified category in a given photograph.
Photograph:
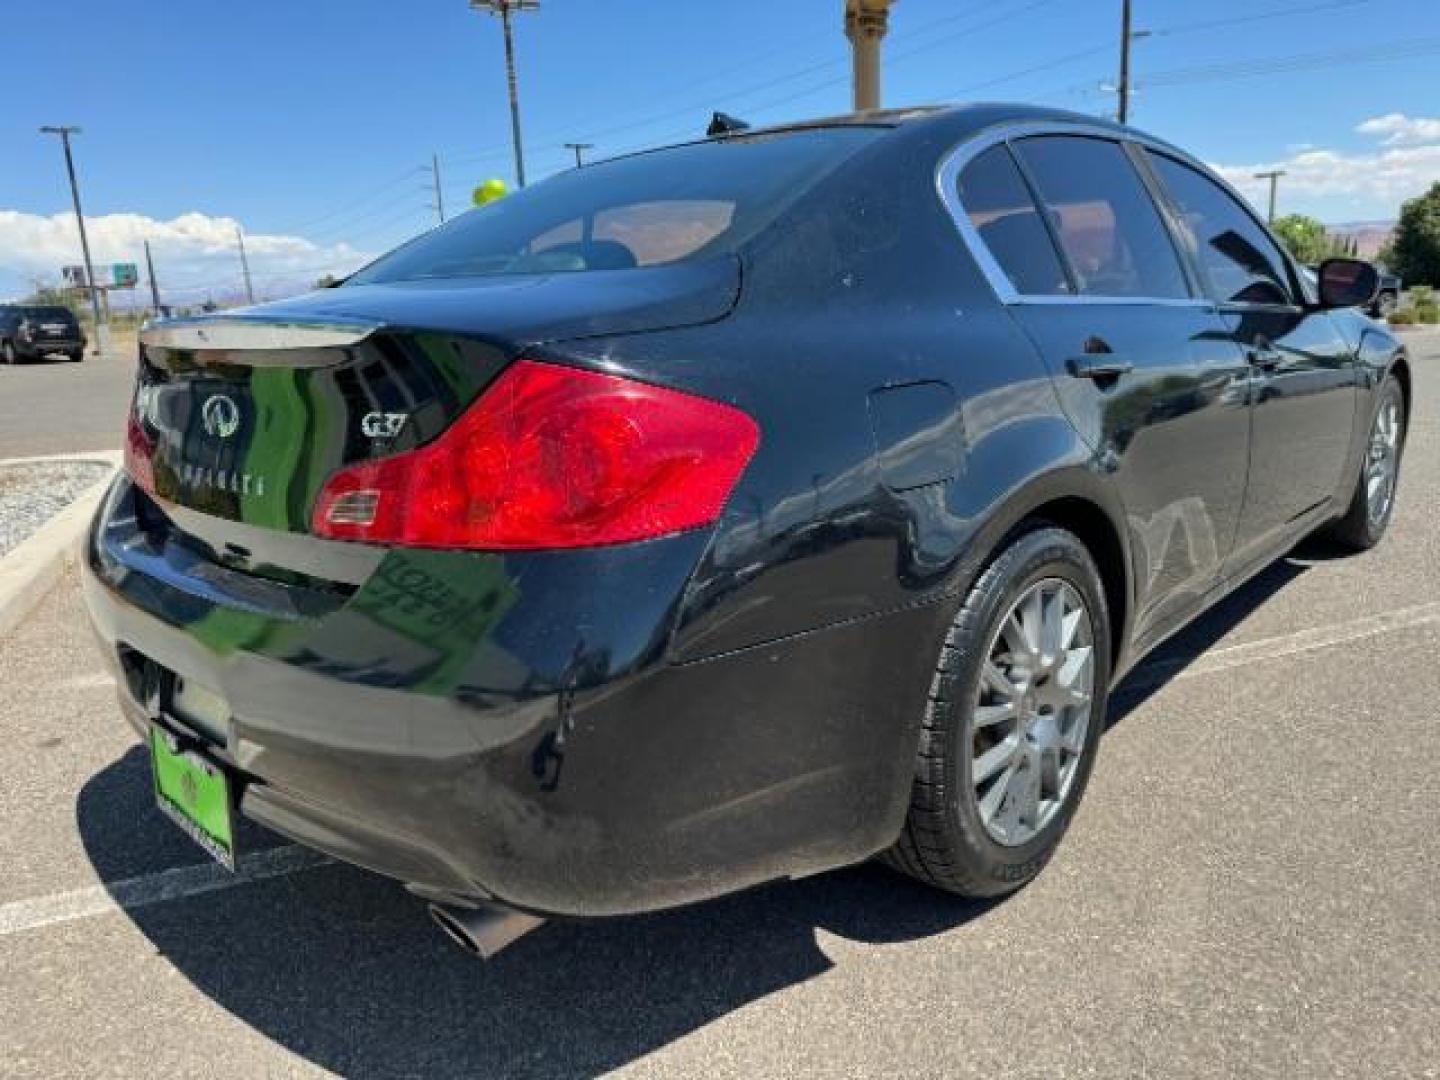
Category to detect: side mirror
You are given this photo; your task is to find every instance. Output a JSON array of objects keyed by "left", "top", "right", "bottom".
[{"left": 1316, "top": 258, "right": 1379, "bottom": 310}]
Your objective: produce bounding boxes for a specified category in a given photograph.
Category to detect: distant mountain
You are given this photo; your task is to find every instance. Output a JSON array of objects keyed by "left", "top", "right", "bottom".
[{"left": 1325, "top": 220, "right": 1396, "bottom": 260}]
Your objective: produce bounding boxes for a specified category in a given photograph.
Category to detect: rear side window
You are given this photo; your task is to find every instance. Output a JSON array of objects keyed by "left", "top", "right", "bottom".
[
  {"left": 21, "top": 306, "right": 77, "bottom": 323},
  {"left": 1146, "top": 152, "right": 1294, "bottom": 306},
  {"left": 1012, "top": 136, "right": 1190, "bottom": 300},
  {"left": 956, "top": 145, "right": 1071, "bottom": 296},
  {"left": 348, "top": 128, "right": 881, "bottom": 284}
]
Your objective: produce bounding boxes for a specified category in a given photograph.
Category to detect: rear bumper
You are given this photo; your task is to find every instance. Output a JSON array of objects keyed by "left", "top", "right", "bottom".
[
  {"left": 81, "top": 479, "right": 940, "bottom": 917},
  {"left": 14, "top": 337, "right": 81, "bottom": 357}
]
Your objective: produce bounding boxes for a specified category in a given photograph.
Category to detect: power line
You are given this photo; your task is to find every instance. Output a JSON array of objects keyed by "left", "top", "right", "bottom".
[{"left": 268, "top": 166, "right": 426, "bottom": 236}]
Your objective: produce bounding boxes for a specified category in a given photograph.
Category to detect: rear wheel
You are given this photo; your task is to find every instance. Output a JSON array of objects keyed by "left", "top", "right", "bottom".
[
  {"left": 68, "top": 349, "right": 83, "bottom": 363},
  {"left": 1324, "top": 374, "right": 1405, "bottom": 550},
  {"left": 884, "top": 526, "right": 1111, "bottom": 898}
]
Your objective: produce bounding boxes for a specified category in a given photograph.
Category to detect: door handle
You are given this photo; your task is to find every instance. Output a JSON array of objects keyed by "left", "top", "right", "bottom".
[
  {"left": 1066, "top": 355, "right": 1135, "bottom": 380},
  {"left": 1247, "top": 344, "right": 1283, "bottom": 371}
]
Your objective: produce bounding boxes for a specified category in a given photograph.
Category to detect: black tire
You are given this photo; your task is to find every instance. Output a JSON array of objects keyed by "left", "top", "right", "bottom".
[
  {"left": 68, "top": 349, "right": 83, "bottom": 363},
  {"left": 1, "top": 341, "right": 15, "bottom": 365},
  {"left": 883, "top": 525, "right": 1112, "bottom": 898},
  {"left": 1323, "top": 373, "right": 1406, "bottom": 551}
]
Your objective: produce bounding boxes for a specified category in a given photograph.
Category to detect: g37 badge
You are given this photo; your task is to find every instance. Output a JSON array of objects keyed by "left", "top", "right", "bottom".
[{"left": 361, "top": 412, "right": 408, "bottom": 439}]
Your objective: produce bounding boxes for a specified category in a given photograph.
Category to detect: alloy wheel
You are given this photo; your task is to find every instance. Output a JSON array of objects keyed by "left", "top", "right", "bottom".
[
  {"left": 971, "top": 578, "right": 1095, "bottom": 847},
  {"left": 1366, "top": 397, "right": 1402, "bottom": 527}
]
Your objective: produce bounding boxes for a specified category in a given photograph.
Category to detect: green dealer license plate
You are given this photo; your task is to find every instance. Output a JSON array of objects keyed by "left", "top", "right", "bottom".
[{"left": 149, "top": 726, "right": 237, "bottom": 870}]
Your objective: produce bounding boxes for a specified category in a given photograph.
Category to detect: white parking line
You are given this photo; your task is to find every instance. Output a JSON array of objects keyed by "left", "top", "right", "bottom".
[
  {"left": 1125, "top": 600, "right": 1440, "bottom": 692},
  {"left": 60, "top": 672, "right": 115, "bottom": 691},
  {"left": 2, "top": 599, "right": 1438, "bottom": 940},
  {"left": 0, "top": 845, "right": 330, "bottom": 938}
]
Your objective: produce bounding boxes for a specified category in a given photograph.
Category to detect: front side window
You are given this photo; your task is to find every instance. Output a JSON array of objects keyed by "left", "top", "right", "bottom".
[
  {"left": 1012, "top": 135, "right": 1191, "bottom": 300},
  {"left": 1146, "top": 152, "right": 1294, "bottom": 306},
  {"left": 955, "top": 144, "right": 1071, "bottom": 296}
]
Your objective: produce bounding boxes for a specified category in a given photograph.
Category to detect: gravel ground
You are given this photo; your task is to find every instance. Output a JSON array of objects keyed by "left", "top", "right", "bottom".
[{"left": 0, "top": 461, "right": 112, "bottom": 557}]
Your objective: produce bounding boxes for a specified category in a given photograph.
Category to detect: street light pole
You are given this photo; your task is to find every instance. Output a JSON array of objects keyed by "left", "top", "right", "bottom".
[
  {"left": 39, "top": 125, "right": 103, "bottom": 349},
  {"left": 1255, "top": 169, "right": 1286, "bottom": 223},
  {"left": 471, "top": 0, "right": 539, "bottom": 189},
  {"left": 563, "top": 141, "right": 593, "bottom": 168}
]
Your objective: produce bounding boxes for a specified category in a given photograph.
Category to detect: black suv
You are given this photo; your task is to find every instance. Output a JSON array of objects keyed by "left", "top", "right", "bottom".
[{"left": 0, "top": 304, "right": 86, "bottom": 363}]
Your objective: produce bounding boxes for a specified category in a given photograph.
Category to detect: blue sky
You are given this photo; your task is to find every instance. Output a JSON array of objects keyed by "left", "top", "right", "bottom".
[{"left": 3, "top": 0, "right": 1438, "bottom": 302}]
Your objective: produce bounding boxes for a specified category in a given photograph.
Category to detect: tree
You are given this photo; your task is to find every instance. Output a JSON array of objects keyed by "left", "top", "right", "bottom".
[
  {"left": 20, "top": 284, "right": 83, "bottom": 318},
  {"left": 1384, "top": 182, "right": 1440, "bottom": 287},
  {"left": 1272, "top": 214, "right": 1334, "bottom": 265}
]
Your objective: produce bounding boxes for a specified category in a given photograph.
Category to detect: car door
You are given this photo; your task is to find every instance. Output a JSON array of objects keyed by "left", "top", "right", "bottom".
[
  {"left": 950, "top": 131, "right": 1252, "bottom": 650},
  {"left": 1142, "top": 151, "right": 1359, "bottom": 579}
]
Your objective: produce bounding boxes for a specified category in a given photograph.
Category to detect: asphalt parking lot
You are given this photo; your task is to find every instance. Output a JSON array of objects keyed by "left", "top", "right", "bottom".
[
  {"left": 0, "top": 333, "right": 137, "bottom": 459},
  {"left": 2, "top": 331, "right": 1438, "bottom": 1078}
]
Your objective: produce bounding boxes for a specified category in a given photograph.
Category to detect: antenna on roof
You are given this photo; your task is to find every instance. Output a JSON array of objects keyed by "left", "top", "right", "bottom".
[{"left": 706, "top": 112, "right": 752, "bottom": 138}]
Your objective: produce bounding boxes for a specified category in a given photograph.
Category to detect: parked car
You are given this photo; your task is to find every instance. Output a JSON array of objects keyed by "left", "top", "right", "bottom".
[
  {"left": 1370, "top": 266, "right": 1402, "bottom": 318},
  {"left": 0, "top": 303, "right": 85, "bottom": 363},
  {"left": 82, "top": 103, "right": 1408, "bottom": 957}
]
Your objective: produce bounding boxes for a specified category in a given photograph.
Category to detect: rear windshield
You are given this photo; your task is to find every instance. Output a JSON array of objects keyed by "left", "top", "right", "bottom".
[
  {"left": 19, "top": 306, "right": 77, "bottom": 322},
  {"left": 347, "top": 128, "right": 881, "bottom": 285}
]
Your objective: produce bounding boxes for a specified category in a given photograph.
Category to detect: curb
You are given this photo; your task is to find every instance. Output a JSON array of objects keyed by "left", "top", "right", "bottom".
[{"left": 0, "top": 453, "right": 120, "bottom": 641}]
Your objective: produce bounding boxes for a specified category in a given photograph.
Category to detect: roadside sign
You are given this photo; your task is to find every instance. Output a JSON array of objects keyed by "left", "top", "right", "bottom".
[
  {"left": 62, "top": 265, "right": 88, "bottom": 288},
  {"left": 112, "top": 263, "right": 139, "bottom": 288}
]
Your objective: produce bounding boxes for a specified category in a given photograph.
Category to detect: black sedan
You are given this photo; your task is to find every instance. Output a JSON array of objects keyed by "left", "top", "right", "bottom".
[{"left": 83, "top": 103, "right": 1408, "bottom": 956}]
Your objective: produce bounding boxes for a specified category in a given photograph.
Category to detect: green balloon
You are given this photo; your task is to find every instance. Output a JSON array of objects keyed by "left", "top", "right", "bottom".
[{"left": 473, "top": 178, "right": 509, "bottom": 206}]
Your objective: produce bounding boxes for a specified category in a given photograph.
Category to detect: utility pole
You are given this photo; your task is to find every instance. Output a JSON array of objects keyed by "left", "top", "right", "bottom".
[
  {"left": 1114, "top": 1, "right": 1152, "bottom": 125},
  {"left": 431, "top": 153, "right": 446, "bottom": 223},
  {"left": 471, "top": 0, "right": 539, "bottom": 189},
  {"left": 143, "top": 240, "right": 162, "bottom": 315},
  {"left": 1254, "top": 169, "right": 1286, "bottom": 223},
  {"left": 1117, "top": 0, "right": 1132, "bottom": 124},
  {"left": 39, "top": 125, "right": 103, "bottom": 351},
  {"left": 563, "top": 141, "right": 593, "bottom": 168},
  {"left": 235, "top": 227, "right": 256, "bottom": 305}
]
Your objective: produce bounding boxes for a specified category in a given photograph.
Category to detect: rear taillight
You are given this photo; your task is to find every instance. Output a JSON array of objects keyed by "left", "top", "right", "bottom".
[
  {"left": 312, "top": 359, "right": 759, "bottom": 550},
  {"left": 124, "top": 412, "right": 156, "bottom": 495}
]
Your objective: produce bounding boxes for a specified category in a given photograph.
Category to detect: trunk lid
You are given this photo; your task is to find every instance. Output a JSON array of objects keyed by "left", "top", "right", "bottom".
[{"left": 130, "top": 257, "right": 740, "bottom": 536}]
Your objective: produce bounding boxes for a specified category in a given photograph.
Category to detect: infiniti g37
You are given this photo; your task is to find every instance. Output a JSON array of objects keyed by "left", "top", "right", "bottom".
[{"left": 82, "top": 104, "right": 1408, "bottom": 955}]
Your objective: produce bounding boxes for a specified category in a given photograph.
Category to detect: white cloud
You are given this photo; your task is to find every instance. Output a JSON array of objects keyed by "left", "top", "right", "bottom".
[
  {"left": 1210, "top": 115, "right": 1440, "bottom": 215},
  {"left": 1355, "top": 113, "right": 1440, "bottom": 146},
  {"left": 1214, "top": 144, "right": 1440, "bottom": 207},
  {"left": 0, "top": 209, "right": 377, "bottom": 304}
]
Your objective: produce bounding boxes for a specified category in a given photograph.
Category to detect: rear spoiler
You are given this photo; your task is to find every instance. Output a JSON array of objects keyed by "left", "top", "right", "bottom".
[{"left": 140, "top": 316, "right": 383, "bottom": 353}]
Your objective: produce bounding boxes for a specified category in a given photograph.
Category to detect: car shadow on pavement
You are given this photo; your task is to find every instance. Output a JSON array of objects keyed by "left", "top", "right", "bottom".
[
  {"left": 73, "top": 536, "right": 1342, "bottom": 1077},
  {"left": 1106, "top": 534, "right": 1348, "bottom": 727},
  {"left": 77, "top": 748, "right": 998, "bottom": 1078}
]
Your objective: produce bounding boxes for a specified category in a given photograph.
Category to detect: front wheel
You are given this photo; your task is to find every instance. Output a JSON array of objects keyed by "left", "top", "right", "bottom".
[
  {"left": 883, "top": 526, "right": 1111, "bottom": 898},
  {"left": 1323, "top": 374, "right": 1405, "bottom": 551},
  {"left": 67, "top": 349, "right": 83, "bottom": 363}
]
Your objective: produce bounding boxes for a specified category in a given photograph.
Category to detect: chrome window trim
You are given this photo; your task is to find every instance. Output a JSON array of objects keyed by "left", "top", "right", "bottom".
[{"left": 935, "top": 119, "right": 1215, "bottom": 310}]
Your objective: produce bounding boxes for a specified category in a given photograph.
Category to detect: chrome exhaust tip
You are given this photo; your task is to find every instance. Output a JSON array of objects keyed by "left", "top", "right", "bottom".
[{"left": 429, "top": 901, "right": 545, "bottom": 959}]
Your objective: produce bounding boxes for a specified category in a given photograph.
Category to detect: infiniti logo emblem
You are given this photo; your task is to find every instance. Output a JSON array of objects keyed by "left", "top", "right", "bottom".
[{"left": 201, "top": 394, "right": 241, "bottom": 439}]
